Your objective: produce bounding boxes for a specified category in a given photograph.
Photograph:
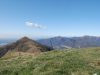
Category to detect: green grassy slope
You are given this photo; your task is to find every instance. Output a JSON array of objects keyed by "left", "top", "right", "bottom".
[{"left": 0, "top": 47, "right": 100, "bottom": 75}]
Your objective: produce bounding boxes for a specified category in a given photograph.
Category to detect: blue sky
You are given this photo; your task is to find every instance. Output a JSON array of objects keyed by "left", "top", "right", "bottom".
[{"left": 0, "top": 0, "right": 100, "bottom": 39}]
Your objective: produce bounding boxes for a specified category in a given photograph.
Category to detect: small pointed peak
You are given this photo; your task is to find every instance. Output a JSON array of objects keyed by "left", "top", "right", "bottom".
[
  {"left": 21, "top": 36, "right": 30, "bottom": 40},
  {"left": 19, "top": 36, "right": 32, "bottom": 42}
]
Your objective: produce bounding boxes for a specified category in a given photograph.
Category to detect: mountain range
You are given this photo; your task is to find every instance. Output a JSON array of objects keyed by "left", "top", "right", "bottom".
[
  {"left": 1, "top": 35, "right": 100, "bottom": 50},
  {"left": 38, "top": 36, "right": 100, "bottom": 49}
]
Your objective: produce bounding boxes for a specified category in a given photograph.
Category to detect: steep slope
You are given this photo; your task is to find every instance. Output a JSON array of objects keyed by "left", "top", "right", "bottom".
[
  {"left": 0, "top": 47, "right": 100, "bottom": 75},
  {"left": 0, "top": 37, "right": 53, "bottom": 57}
]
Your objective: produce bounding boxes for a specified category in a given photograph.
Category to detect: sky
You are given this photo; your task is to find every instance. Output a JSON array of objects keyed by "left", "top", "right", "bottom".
[{"left": 0, "top": 0, "right": 100, "bottom": 39}]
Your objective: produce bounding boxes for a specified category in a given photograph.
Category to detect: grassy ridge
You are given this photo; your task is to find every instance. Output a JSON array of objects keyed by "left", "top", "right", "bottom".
[{"left": 0, "top": 47, "right": 100, "bottom": 75}]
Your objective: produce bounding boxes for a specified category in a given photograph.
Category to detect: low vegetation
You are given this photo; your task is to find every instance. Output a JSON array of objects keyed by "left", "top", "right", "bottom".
[
  {"left": 0, "top": 47, "right": 100, "bottom": 75},
  {"left": 0, "top": 48, "right": 3, "bottom": 50}
]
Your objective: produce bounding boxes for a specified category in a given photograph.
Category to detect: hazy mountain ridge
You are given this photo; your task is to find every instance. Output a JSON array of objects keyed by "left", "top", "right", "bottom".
[
  {"left": 38, "top": 36, "right": 100, "bottom": 49},
  {"left": 1, "top": 35, "right": 100, "bottom": 50}
]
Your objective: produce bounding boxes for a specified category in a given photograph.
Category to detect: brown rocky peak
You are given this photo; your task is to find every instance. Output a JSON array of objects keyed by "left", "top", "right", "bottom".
[
  {"left": 19, "top": 36, "right": 32, "bottom": 43},
  {"left": 21, "top": 36, "right": 30, "bottom": 40},
  {"left": 0, "top": 36, "right": 53, "bottom": 57}
]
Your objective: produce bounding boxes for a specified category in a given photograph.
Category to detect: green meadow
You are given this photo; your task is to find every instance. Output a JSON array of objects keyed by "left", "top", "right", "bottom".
[{"left": 0, "top": 47, "right": 100, "bottom": 75}]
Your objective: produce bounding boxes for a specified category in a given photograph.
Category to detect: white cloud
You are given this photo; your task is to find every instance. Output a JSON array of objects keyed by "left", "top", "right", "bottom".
[{"left": 25, "top": 21, "right": 46, "bottom": 29}]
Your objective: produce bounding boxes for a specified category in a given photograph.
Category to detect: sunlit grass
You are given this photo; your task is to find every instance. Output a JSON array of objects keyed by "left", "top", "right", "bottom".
[{"left": 0, "top": 47, "right": 100, "bottom": 75}]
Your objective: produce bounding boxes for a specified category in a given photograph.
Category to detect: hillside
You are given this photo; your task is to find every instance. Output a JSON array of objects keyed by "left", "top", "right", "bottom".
[
  {"left": 0, "top": 37, "right": 53, "bottom": 57},
  {"left": 38, "top": 36, "right": 100, "bottom": 49},
  {"left": 0, "top": 47, "right": 100, "bottom": 75}
]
